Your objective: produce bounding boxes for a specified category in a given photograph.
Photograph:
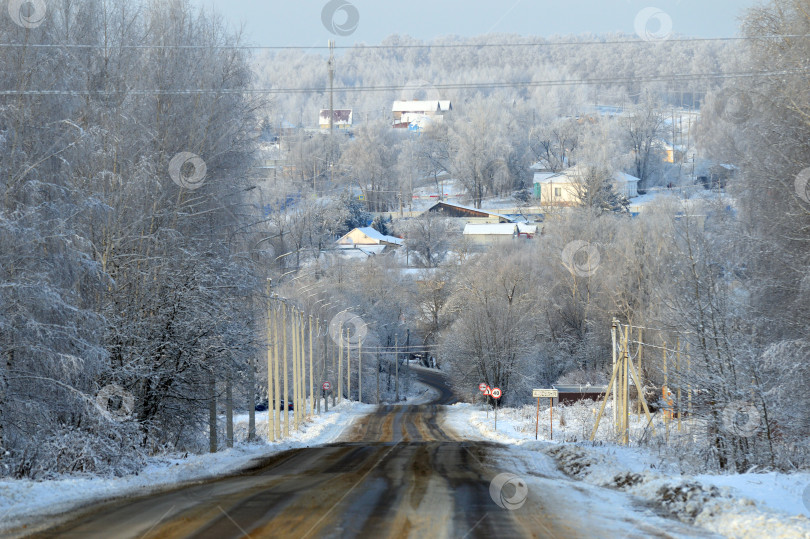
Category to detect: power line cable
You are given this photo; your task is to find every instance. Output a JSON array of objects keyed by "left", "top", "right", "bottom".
[
  {"left": 0, "top": 34, "right": 807, "bottom": 50},
  {"left": 1, "top": 68, "right": 805, "bottom": 96}
]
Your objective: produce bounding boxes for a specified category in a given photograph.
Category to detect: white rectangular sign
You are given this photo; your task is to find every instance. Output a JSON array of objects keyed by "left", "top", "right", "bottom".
[{"left": 533, "top": 389, "right": 558, "bottom": 398}]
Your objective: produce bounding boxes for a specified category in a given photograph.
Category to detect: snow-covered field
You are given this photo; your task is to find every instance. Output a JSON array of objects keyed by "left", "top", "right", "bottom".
[
  {"left": 444, "top": 402, "right": 810, "bottom": 538},
  {"left": 0, "top": 401, "right": 373, "bottom": 534}
]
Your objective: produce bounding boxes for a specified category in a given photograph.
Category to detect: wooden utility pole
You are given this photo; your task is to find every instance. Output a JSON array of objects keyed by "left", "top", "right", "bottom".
[
  {"left": 294, "top": 311, "right": 300, "bottom": 423},
  {"left": 272, "top": 300, "right": 280, "bottom": 440},
  {"left": 611, "top": 320, "right": 618, "bottom": 428},
  {"left": 637, "top": 327, "right": 643, "bottom": 416},
  {"left": 395, "top": 335, "right": 400, "bottom": 401},
  {"left": 623, "top": 324, "right": 630, "bottom": 445},
  {"left": 338, "top": 326, "right": 343, "bottom": 404},
  {"left": 591, "top": 321, "right": 655, "bottom": 445},
  {"left": 321, "top": 322, "right": 328, "bottom": 413},
  {"left": 267, "top": 295, "right": 275, "bottom": 442},
  {"left": 309, "top": 315, "right": 314, "bottom": 416},
  {"left": 358, "top": 337, "right": 362, "bottom": 403},
  {"left": 348, "top": 328, "right": 352, "bottom": 401},
  {"left": 300, "top": 312, "right": 306, "bottom": 419},
  {"left": 661, "top": 341, "right": 672, "bottom": 442},
  {"left": 283, "top": 303, "right": 289, "bottom": 437}
]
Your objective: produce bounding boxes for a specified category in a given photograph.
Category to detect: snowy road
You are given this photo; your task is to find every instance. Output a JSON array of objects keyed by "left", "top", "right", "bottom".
[{"left": 25, "top": 371, "right": 716, "bottom": 538}]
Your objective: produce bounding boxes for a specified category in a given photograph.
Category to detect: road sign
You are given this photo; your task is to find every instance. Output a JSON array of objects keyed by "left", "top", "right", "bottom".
[
  {"left": 491, "top": 388, "right": 502, "bottom": 399},
  {"left": 483, "top": 386, "right": 492, "bottom": 396},
  {"left": 532, "top": 389, "right": 558, "bottom": 399},
  {"left": 323, "top": 381, "right": 331, "bottom": 391},
  {"left": 479, "top": 383, "right": 488, "bottom": 392}
]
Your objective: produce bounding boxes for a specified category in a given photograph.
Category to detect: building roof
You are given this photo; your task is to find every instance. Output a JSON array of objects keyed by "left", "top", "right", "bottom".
[
  {"left": 533, "top": 172, "right": 564, "bottom": 184},
  {"left": 426, "top": 201, "right": 513, "bottom": 222},
  {"left": 463, "top": 223, "right": 537, "bottom": 236},
  {"left": 319, "top": 109, "right": 353, "bottom": 125},
  {"left": 613, "top": 171, "right": 640, "bottom": 185},
  {"left": 337, "top": 227, "right": 403, "bottom": 246},
  {"left": 534, "top": 166, "right": 640, "bottom": 186},
  {"left": 392, "top": 100, "right": 451, "bottom": 113},
  {"left": 358, "top": 227, "right": 403, "bottom": 245}
]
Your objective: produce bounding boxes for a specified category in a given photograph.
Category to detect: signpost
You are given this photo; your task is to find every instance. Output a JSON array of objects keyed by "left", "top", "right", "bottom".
[
  {"left": 532, "top": 389, "right": 559, "bottom": 440},
  {"left": 491, "top": 387, "right": 501, "bottom": 430}
]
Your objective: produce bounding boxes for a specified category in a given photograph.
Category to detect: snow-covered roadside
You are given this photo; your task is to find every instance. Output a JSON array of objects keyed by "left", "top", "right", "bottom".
[
  {"left": 445, "top": 403, "right": 810, "bottom": 539},
  {"left": 0, "top": 401, "right": 373, "bottom": 534}
]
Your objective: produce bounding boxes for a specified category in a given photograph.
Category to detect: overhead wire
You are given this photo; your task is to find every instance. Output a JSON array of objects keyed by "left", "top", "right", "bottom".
[
  {"left": 0, "top": 67, "right": 805, "bottom": 96},
  {"left": 0, "top": 34, "right": 806, "bottom": 50}
]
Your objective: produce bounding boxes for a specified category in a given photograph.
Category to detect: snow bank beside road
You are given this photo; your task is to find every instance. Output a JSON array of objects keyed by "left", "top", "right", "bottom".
[
  {"left": 0, "top": 401, "right": 372, "bottom": 535},
  {"left": 547, "top": 444, "right": 810, "bottom": 539},
  {"left": 447, "top": 402, "right": 810, "bottom": 538}
]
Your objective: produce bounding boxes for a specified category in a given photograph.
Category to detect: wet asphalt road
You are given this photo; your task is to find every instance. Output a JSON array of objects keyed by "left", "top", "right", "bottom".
[{"left": 21, "top": 369, "right": 712, "bottom": 539}]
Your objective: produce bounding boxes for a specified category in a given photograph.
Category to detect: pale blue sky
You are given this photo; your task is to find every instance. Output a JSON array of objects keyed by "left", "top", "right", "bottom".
[{"left": 195, "top": 0, "right": 762, "bottom": 46}]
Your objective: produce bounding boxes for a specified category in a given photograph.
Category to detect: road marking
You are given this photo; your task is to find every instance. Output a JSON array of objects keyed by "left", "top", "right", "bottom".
[
  {"left": 139, "top": 505, "right": 177, "bottom": 538},
  {"left": 217, "top": 505, "right": 253, "bottom": 538},
  {"left": 300, "top": 441, "right": 402, "bottom": 539},
  {"left": 462, "top": 512, "right": 488, "bottom": 538}
]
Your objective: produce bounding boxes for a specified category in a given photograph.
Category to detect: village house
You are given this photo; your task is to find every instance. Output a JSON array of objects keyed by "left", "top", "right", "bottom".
[
  {"left": 392, "top": 100, "right": 452, "bottom": 128},
  {"left": 336, "top": 227, "right": 404, "bottom": 253},
  {"left": 319, "top": 109, "right": 353, "bottom": 131},
  {"left": 533, "top": 165, "right": 640, "bottom": 207}
]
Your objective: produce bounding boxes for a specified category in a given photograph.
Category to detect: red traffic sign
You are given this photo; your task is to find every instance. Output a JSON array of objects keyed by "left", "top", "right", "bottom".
[
  {"left": 483, "top": 386, "right": 492, "bottom": 396},
  {"left": 478, "top": 383, "right": 488, "bottom": 392},
  {"left": 491, "top": 387, "right": 502, "bottom": 399},
  {"left": 322, "top": 381, "right": 331, "bottom": 391}
]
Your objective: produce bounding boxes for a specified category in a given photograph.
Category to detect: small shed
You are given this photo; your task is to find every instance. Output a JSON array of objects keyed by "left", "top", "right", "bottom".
[
  {"left": 462, "top": 223, "right": 536, "bottom": 246},
  {"left": 426, "top": 202, "right": 513, "bottom": 223}
]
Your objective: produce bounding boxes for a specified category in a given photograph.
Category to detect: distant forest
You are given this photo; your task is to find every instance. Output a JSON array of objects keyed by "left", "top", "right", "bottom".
[{"left": 254, "top": 33, "right": 738, "bottom": 126}]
